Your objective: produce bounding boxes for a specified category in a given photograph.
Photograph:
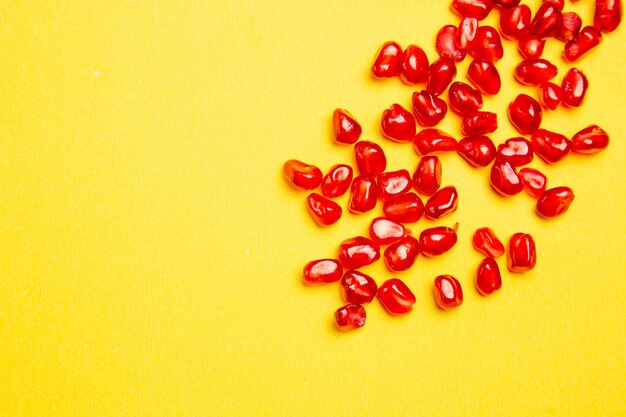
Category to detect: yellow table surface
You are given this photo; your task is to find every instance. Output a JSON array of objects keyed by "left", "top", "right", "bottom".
[{"left": 1, "top": 1, "right": 625, "bottom": 416}]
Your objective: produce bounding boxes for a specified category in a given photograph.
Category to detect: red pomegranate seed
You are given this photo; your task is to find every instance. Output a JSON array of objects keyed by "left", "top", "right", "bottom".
[
  {"left": 413, "top": 129, "right": 458, "bottom": 155},
  {"left": 338, "top": 236, "right": 380, "bottom": 269},
  {"left": 303, "top": 259, "right": 343, "bottom": 285},
  {"left": 369, "top": 217, "right": 406, "bottom": 245},
  {"left": 499, "top": 5, "right": 531, "bottom": 39},
  {"left": 335, "top": 304, "right": 366, "bottom": 331},
  {"left": 519, "top": 167, "right": 547, "bottom": 198},
  {"left": 381, "top": 104, "right": 417, "bottom": 142},
  {"left": 433, "top": 275, "right": 464, "bottom": 309},
  {"left": 377, "top": 279, "right": 416, "bottom": 315},
  {"left": 424, "top": 186, "right": 458, "bottom": 219},
  {"left": 476, "top": 257, "right": 502, "bottom": 295},
  {"left": 412, "top": 90, "right": 448, "bottom": 127},
  {"left": 354, "top": 141, "right": 386, "bottom": 177},
  {"left": 378, "top": 170, "right": 413, "bottom": 201},
  {"left": 490, "top": 159, "right": 523, "bottom": 196},
  {"left": 543, "top": 0, "right": 564, "bottom": 10},
  {"left": 514, "top": 59, "right": 557, "bottom": 85},
  {"left": 400, "top": 45, "right": 430, "bottom": 84},
  {"left": 419, "top": 225, "right": 458, "bottom": 256},
  {"left": 333, "top": 109, "right": 362, "bottom": 144},
  {"left": 537, "top": 186, "right": 575, "bottom": 218},
  {"left": 283, "top": 159, "right": 323, "bottom": 190},
  {"left": 426, "top": 58, "right": 457, "bottom": 96},
  {"left": 497, "top": 137, "right": 534, "bottom": 166},
  {"left": 384, "top": 235, "right": 420, "bottom": 271},
  {"left": 493, "top": 0, "right": 520, "bottom": 7},
  {"left": 518, "top": 35, "right": 546, "bottom": 59},
  {"left": 557, "top": 12, "right": 582, "bottom": 42},
  {"left": 448, "top": 82, "right": 483, "bottom": 115},
  {"left": 468, "top": 26, "right": 503, "bottom": 62},
  {"left": 563, "top": 26, "right": 603, "bottom": 62},
  {"left": 539, "top": 82, "right": 563, "bottom": 110},
  {"left": 456, "top": 17, "right": 479, "bottom": 49},
  {"left": 462, "top": 111, "right": 498, "bottom": 136},
  {"left": 467, "top": 58, "right": 501, "bottom": 95},
  {"left": 383, "top": 193, "right": 424, "bottom": 223},
  {"left": 531, "top": 129, "right": 571, "bottom": 164},
  {"left": 571, "top": 125, "right": 609, "bottom": 154},
  {"left": 307, "top": 193, "right": 342, "bottom": 226},
  {"left": 341, "top": 270, "right": 378, "bottom": 304},
  {"left": 349, "top": 176, "right": 377, "bottom": 214},
  {"left": 413, "top": 156, "right": 442, "bottom": 195},
  {"left": 457, "top": 136, "right": 496, "bottom": 167},
  {"left": 561, "top": 68, "right": 588, "bottom": 108},
  {"left": 508, "top": 94, "right": 542, "bottom": 135},
  {"left": 508, "top": 233, "right": 536, "bottom": 272},
  {"left": 594, "top": 0, "right": 622, "bottom": 32},
  {"left": 452, "top": 0, "right": 494, "bottom": 20},
  {"left": 372, "top": 41, "right": 402, "bottom": 78},
  {"left": 530, "top": 2, "right": 563, "bottom": 38},
  {"left": 321, "top": 164, "right": 353, "bottom": 198},
  {"left": 436, "top": 25, "right": 467, "bottom": 62},
  {"left": 472, "top": 227, "right": 505, "bottom": 258}
]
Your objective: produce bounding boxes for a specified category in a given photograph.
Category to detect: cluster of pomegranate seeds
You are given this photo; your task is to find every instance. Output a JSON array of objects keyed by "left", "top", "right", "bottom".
[{"left": 284, "top": 0, "right": 617, "bottom": 331}]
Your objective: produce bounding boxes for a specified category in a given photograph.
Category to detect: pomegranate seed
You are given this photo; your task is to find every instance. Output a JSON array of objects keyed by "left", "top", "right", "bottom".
[
  {"left": 556, "top": 12, "right": 582, "bottom": 42},
  {"left": 472, "top": 227, "right": 505, "bottom": 258},
  {"left": 321, "top": 164, "right": 353, "bottom": 198},
  {"left": 333, "top": 109, "right": 362, "bottom": 145},
  {"left": 377, "top": 169, "right": 413, "bottom": 201},
  {"left": 436, "top": 25, "right": 467, "bottom": 62},
  {"left": 307, "top": 193, "right": 342, "bottom": 226},
  {"left": 354, "top": 141, "right": 386, "bottom": 177},
  {"left": 537, "top": 187, "right": 575, "bottom": 218},
  {"left": 490, "top": 159, "right": 523, "bottom": 196},
  {"left": 508, "top": 94, "right": 542, "bottom": 135},
  {"left": 594, "top": 0, "right": 622, "bottom": 32},
  {"left": 518, "top": 35, "right": 546, "bottom": 59},
  {"left": 381, "top": 104, "right": 417, "bottom": 142},
  {"left": 531, "top": 129, "right": 571, "bottom": 164},
  {"left": 530, "top": 2, "right": 563, "bottom": 38},
  {"left": 369, "top": 217, "right": 406, "bottom": 245},
  {"left": 462, "top": 111, "right": 498, "bottom": 136},
  {"left": 341, "top": 270, "right": 378, "bottom": 304},
  {"left": 519, "top": 167, "right": 547, "bottom": 198},
  {"left": 539, "top": 82, "right": 563, "bottom": 110},
  {"left": 426, "top": 58, "right": 457, "bottom": 96},
  {"left": 448, "top": 82, "right": 483, "bottom": 115},
  {"left": 412, "top": 90, "right": 448, "bottom": 127},
  {"left": 496, "top": 137, "right": 534, "bottom": 166},
  {"left": 508, "top": 233, "right": 536, "bottom": 272},
  {"left": 467, "top": 58, "right": 501, "bottom": 95},
  {"left": 335, "top": 304, "right": 366, "bottom": 331},
  {"left": 456, "top": 17, "right": 479, "bottom": 49},
  {"left": 384, "top": 235, "right": 420, "bottom": 271},
  {"left": 492, "top": 0, "right": 520, "bottom": 7},
  {"left": 468, "top": 26, "right": 503, "bottom": 62},
  {"left": 561, "top": 68, "right": 588, "bottom": 108},
  {"left": 457, "top": 136, "right": 497, "bottom": 167},
  {"left": 377, "top": 278, "right": 416, "bottom": 315},
  {"left": 476, "top": 257, "right": 502, "bottom": 295},
  {"left": 452, "top": 0, "right": 494, "bottom": 20},
  {"left": 372, "top": 41, "right": 402, "bottom": 78},
  {"left": 514, "top": 59, "right": 558, "bottom": 85},
  {"left": 338, "top": 236, "right": 381, "bottom": 269},
  {"left": 424, "top": 186, "right": 458, "bottom": 219},
  {"left": 543, "top": 0, "right": 564, "bottom": 10},
  {"left": 413, "top": 129, "right": 458, "bottom": 155},
  {"left": 433, "top": 275, "right": 463, "bottom": 309},
  {"left": 349, "top": 176, "right": 377, "bottom": 214},
  {"left": 283, "top": 159, "right": 323, "bottom": 190},
  {"left": 419, "top": 225, "right": 458, "bottom": 256},
  {"left": 400, "top": 45, "right": 430, "bottom": 84},
  {"left": 571, "top": 125, "right": 609, "bottom": 154},
  {"left": 303, "top": 259, "right": 343, "bottom": 285},
  {"left": 383, "top": 193, "right": 424, "bottom": 223},
  {"left": 563, "top": 26, "right": 603, "bottom": 62},
  {"left": 413, "top": 156, "right": 442, "bottom": 195},
  {"left": 499, "top": 5, "right": 531, "bottom": 39}
]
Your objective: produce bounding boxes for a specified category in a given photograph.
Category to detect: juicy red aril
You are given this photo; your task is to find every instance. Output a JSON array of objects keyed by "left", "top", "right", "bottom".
[
  {"left": 508, "top": 233, "right": 536, "bottom": 272},
  {"left": 303, "top": 259, "right": 343, "bottom": 285},
  {"left": 369, "top": 217, "right": 406, "bottom": 245},
  {"left": 378, "top": 169, "right": 412, "bottom": 201},
  {"left": 457, "top": 136, "right": 496, "bottom": 167},
  {"left": 519, "top": 167, "right": 547, "bottom": 198},
  {"left": 518, "top": 35, "right": 546, "bottom": 59},
  {"left": 594, "top": 0, "right": 622, "bottom": 32},
  {"left": 557, "top": 12, "right": 582, "bottom": 42},
  {"left": 571, "top": 125, "right": 609, "bottom": 154},
  {"left": 426, "top": 58, "right": 457, "bottom": 96},
  {"left": 381, "top": 104, "right": 417, "bottom": 142},
  {"left": 384, "top": 235, "right": 420, "bottom": 271},
  {"left": 493, "top": 0, "right": 520, "bottom": 7},
  {"left": 335, "top": 304, "right": 366, "bottom": 331},
  {"left": 433, "top": 275, "right": 463, "bottom": 309},
  {"left": 515, "top": 59, "right": 558, "bottom": 85},
  {"left": 333, "top": 109, "right": 362, "bottom": 144},
  {"left": 473, "top": 227, "right": 505, "bottom": 258},
  {"left": 413, "top": 129, "right": 458, "bottom": 155},
  {"left": 349, "top": 176, "right": 377, "bottom": 214},
  {"left": 400, "top": 45, "right": 430, "bottom": 84},
  {"left": 531, "top": 129, "right": 571, "bottom": 164},
  {"left": 383, "top": 193, "right": 424, "bottom": 223},
  {"left": 476, "top": 257, "right": 502, "bottom": 295},
  {"left": 536, "top": 187, "right": 575, "bottom": 218},
  {"left": 321, "top": 164, "right": 353, "bottom": 198},
  {"left": 530, "top": 2, "right": 563, "bottom": 38},
  {"left": 283, "top": 159, "right": 323, "bottom": 190},
  {"left": 338, "top": 236, "right": 381, "bottom": 269},
  {"left": 419, "top": 225, "right": 458, "bottom": 256},
  {"left": 354, "top": 141, "right": 386, "bottom": 177},
  {"left": 377, "top": 278, "right": 416, "bottom": 315},
  {"left": 452, "top": 0, "right": 494, "bottom": 20},
  {"left": 424, "top": 186, "right": 458, "bottom": 219},
  {"left": 499, "top": 5, "right": 531, "bottom": 39},
  {"left": 490, "top": 159, "right": 523, "bottom": 196},
  {"left": 508, "top": 94, "right": 542, "bottom": 135},
  {"left": 561, "top": 68, "right": 588, "bottom": 108},
  {"left": 564, "top": 26, "right": 603, "bottom": 62},
  {"left": 539, "top": 82, "right": 563, "bottom": 110},
  {"left": 468, "top": 26, "right": 503, "bottom": 62},
  {"left": 456, "top": 17, "right": 479, "bottom": 49},
  {"left": 436, "top": 25, "right": 467, "bottom": 62},
  {"left": 448, "top": 82, "right": 483, "bottom": 115},
  {"left": 467, "top": 58, "right": 501, "bottom": 95},
  {"left": 372, "top": 41, "right": 402, "bottom": 78},
  {"left": 462, "top": 111, "right": 498, "bottom": 136},
  {"left": 497, "top": 137, "right": 534, "bottom": 166},
  {"left": 307, "top": 193, "right": 342, "bottom": 226},
  {"left": 341, "top": 270, "right": 378, "bottom": 304},
  {"left": 412, "top": 90, "right": 448, "bottom": 127},
  {"left": 413, "top": 156, "right": 442, "bottom": 195},
  {"left": 543, "top": 0, "right": 564, "bottom": 10}
]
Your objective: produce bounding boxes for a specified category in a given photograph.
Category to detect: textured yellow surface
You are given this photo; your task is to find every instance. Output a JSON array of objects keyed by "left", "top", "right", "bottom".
[{"left": 1, "top": 1, "right": 625, "bottom": 416}]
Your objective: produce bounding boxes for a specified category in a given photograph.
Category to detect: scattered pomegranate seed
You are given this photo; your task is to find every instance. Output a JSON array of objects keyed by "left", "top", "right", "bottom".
[
  {"left": 283, "top": 159, "right": 323, "bottom": 190},
  {"left": 433, "top": 275, "right": 464, "bottom": 309},
  {"left": 412, "top": 90, "right": 448, "bottom": 127},
  {"left": 530, "top": 2, "right": 563, "bottom": 38},
  {"left": 490, "top": 159, "right": 524, "bottom": 196},
  {"left": 571, "top": 125, "right": 609, "bottom": 154},
  {"left": 424, "top": 186, "right": 459, "bottom": 219},
  {"left": 499, "top": 5, "right": 531, "bottom": 39},
  {"left": 341, "top": 270, "right": 378, "bottom": 304},
  {"left": 531, "top": 129, "right": 571, "bottom": 164},
  {"left": 321, "top": 164, "right": 353, "bottom": 198},
  {"left": 413, "top": 129, "right": 458, "bottom": 155},
  {"left": 457, "top": 136, "right": 497, "bottom": 167},
  {"left": 561, "top": 68, "right": 588, "bottom": 107},
  {"left": 518, "top": 35, "right": 546, "bottom": 59},
  {"left": 462, "top": 111, "right": 498, "bottom": 136},
  {"left": 349, "top": 176, "right": 377, "bottom": 214},
  {"left": 383, "top": 192, "right": 425, "bottom": 223},
  {"left": 354, "top": 141, "right": 386, "bottom": 177},
  {"left": 507, "top": 233, "right": 536, "bottom": 272},
  {"left": 467, "top": 58, "right": 501, "bottom": 95},
  {"left": 372, "top": 41, "right": 402, "bottom": 78},
  {"left": 508, "top": 94, "right": 542, "bottom": 135},
  {"left": 303, "top": 259, "right": 343, "bottom": 285},
  {"left": 307, "top": 193, "right": 343, "bottom": 226},
  {"left": 426, "top": 58, "right": 457, "bottom": 96},
  {"left": 452, "top": 0, "right": 494, "bottom": 20},
  {"left": 333, "top": 109, "right": 362, "bottom": 145},
  {"left": 335, "top": 304, "right": 367, "bottom": 331},
  {"left": 369, "top": 217, "right": 406, "bottom": 245},
  {"left": 519, "top": 167, "right": 547, "bottom": 198},
  {"left": 448, "top": 82, "right": 483, "bottom": 115},
  {"left": 563, "top": 26, "right": 603, "bottom": 62},
  {"left": 400, "top": 45, "right": 430, "bottom": 84},
  {"left": 436, "top": 25, "right": 467, "bottom": 62},
  {"left": 542, "top": 0, "right": 564, "bottom": 10},
  {"left": 514, "top": 59, "right": 558, "bottom": 85},
  {"left": 538, "top": 82, "right": 563, "bottom": 110},
  {"left": 456, "top": 17, "right": 479, "bottom": 49},
  {"left": 497, "top": 137, "right": 534, "bottom": 166},
  {"left": 384, "top": 235, "right": 420, "bottom": 271},
  {"left": 493, "top": 0, "right": 520, "bottom": 7},
  {"left": 419, "top": 225, "right": 458, "bottom": 256},
  {"left": 473, "top": 227, "right": 505, "bottom": 258},
  {"left": 476, "top": 257, "right": 502, "bottom": 295},
  {"left": 468, "top": 26, "right": 504, "bottom": 62},
  {"left": 377, "top": 278, "right": 416, "bottom": 315},
  {"left": 377, "top": 170, "right": 413, "bottom": 201},
  {"left": 556, "top": 12, "right": 582, "bottom": 42},
  {"left": 381, "top": 103, "right": 417, "bottom": 142},
  {"left": 338, "top": 236, "right": 381, "bottom": 269},
  {"left": 536, "top": 187, "right": 575, "bottom": 218},
  {"left": 594, "top": 0, "right": 622, "bottom": 32},
  {"left": 413, "top": 155, "right": 443, "bottom": 195}
]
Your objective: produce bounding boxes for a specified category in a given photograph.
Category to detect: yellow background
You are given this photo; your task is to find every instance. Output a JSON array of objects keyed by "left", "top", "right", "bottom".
[{"left": 1, "top": 1, "right": 625, "bottom": 416}]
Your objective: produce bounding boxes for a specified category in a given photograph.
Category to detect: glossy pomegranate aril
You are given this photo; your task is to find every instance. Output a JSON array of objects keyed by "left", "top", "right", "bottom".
[
  {"left": 436, "top": 25, "right": 467, "bottom": 62},
  {"left": 413, "top": 129, "right": 458, "bottom": 155},
  {"left": 413, "top": 156, "right": 442, "bottom": 195},
  {"left": 378, "top": 169, "right": 412, "bottom": 201},
  {"left": 508, "top": 233, "right": 536, "bottom": 272},
  {"left": 452, "top": 0, "right": 494, "bottom": 20},
  {"left": 383, "top": 193, "right": 424, "bottom": 223},
  {"left": 335, "top": 304, "right": 366, "bottom": 331},
  {"left": 468, "top": 26, "right": 503, "bottom": 62},
  {"left": 424, "top": 186, "right": 458, "bottom": 219},
  {"left": 349, "top": 176, "right": 377, "bottom": 214},
  {"left": 303, "top": 259, "right": 343, "bottom": 286},
  {"left": 536, "top": 187, "right": 575, "bottom": 218},
  {"left": 563, "top": 26, "right": 603, "bottom": 62},
  {"left": 519, "top": 167, "right": 547, "bottom": 198},
  {"left": 456, "top": 17, "right": 479, "bottom": 49},
  {"left": 467, "top": 58, "right": 501, "bottom": 95},
  {"left": 307, "top": 193, "right": 342, "bottom": 226},
  {"left": 543, "top": 0, "right": 564, "bottom": 10},
  {"left": 354, "top": 141, "right": 386, "bottom": 177},
  {"left": 369, "top": 217, "right": 406, "bottom": 245},
  {"left": 508, "top": 94, "right": 542, "bottom": 135},
  {"left": 490, "top": 159, "right": 523, "bottom": 196},
  {"left": 530, "top": 2, "right": 563, "bottom": 38},
  {"left": 518, "top": 35, "right": 546, "bottom": 59},
  {"left": 341, "top": 270, "right": 378, "bottom": 304},
  {"left": 426, "top": 58, "right": 457, "bottom": 96},
  {"left": 497, "top": 137, "right": 534, "bottom": 166},
  {"left": 448, "top": 82, "right": 483, "bottom": 115},
  {"left": 372, "top": 41, "right": 402, "bottom": 78},
  {"left": 514, "top": 59, "right": 558, "bottom": 85},
  {"left": 283, "top": 159, "right": 323, "bottom": 190},
  {"left": 400, "top": 45, "right": 430, "bottom": 84},
  {"left": 384, "top": 235, "right": 420, "bottom": 271},
  {"left": 377, "top": 278, "right": 416, "bottom": 315},
  {"left": 333, "top": 109, "right": 362, "bottom": 145},
  {"left": 557, "top": 12, "right": 582, "bottom": 42},
  {"left": 493, "top": 0, "right": 520, "bottom": 7},
  {"left": 433, "top": 275, "right": 463, "bottom": 310},
  {"left": 412, "top": 90, "right": 448, "bottom": 127},
  {"left": 531, "top": 129, "right": 571, "bottom": 164},
  {"left": 571, "top": 125, "right": 609, "bottom": 154},
  {"left": 321, "top": 164, "right": 353, "bottom": 198},
  {"left": 462, "top": 111, "right": 498, "bottom": 136},
  {"left": 419, "top": 225, "right": 458, "bottom": 257},
  {"left": 561, "top": 68, "right": 588, "bottom": 108},
  {"left": 338, "top": 236, "right": 381, "bottom": 269},
  {"left": 381, "top": 104, "right": 417, "bottom": 142},
  {"left": 472, "top": 227, "right": 505, "bottom": 258},
  {"left": 539, "top": 82, "right": 562, "bottom": 110},
  {"left": 594, "top": 0, "right": 622, "bottom": 32},
  {"left": 500, "top": 5, "right": 531, "bottom": 39},
  {"left": 476, "top": 257, "right": 502, "bottom": 295},
  {"left": 457, "top": 136, "right": 496, "bottom": 167}
]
